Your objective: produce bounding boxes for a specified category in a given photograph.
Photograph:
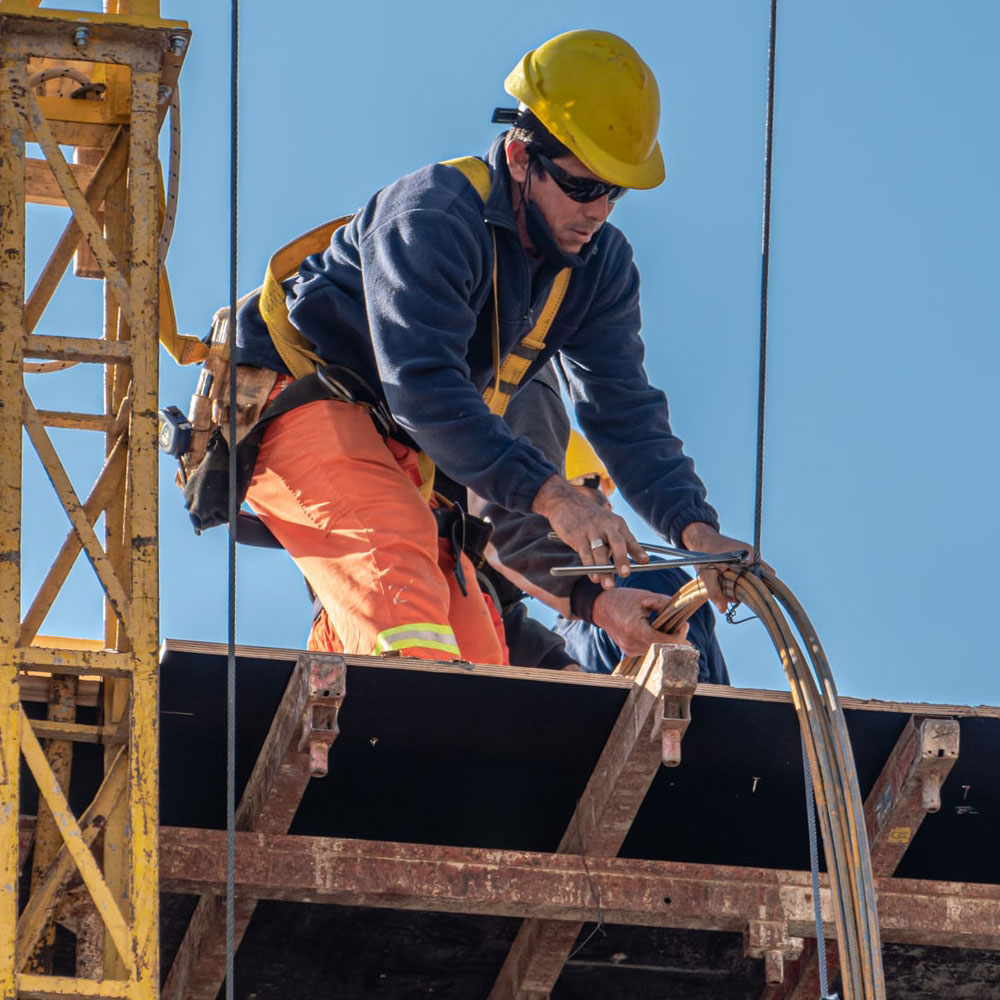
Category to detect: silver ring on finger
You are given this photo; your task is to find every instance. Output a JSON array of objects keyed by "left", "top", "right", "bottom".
[{"left": 589, "top": 538, "right": 606, "bottom": 550}]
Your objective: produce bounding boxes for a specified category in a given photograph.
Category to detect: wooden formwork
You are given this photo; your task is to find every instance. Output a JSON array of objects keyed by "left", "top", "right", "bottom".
[{"left": 144, "top": 641, "right": 1000, "bottom": 1000}]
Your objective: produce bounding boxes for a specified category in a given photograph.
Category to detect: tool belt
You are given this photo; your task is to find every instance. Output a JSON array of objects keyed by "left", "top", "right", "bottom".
[
  {"left": 431, "top": 501, "right": 494, "bottom": 597},
  {"left": 173, "top": 356, "right": 495, "bottom": 572},
  {"left": 167, "top": 340, "right": 494, "bottom": 606}
]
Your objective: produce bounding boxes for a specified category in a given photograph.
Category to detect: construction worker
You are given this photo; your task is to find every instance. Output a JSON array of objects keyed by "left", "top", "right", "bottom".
[{"left": 235, "top": 29, "right": 750, "bottom": 661}]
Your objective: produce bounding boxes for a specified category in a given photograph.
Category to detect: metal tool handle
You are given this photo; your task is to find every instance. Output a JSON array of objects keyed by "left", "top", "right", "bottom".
[
  {"left": 549, "top": 549, "right": 750, "bottom": 577},
  {"left": 546, "top": 531, "right": 717, "bottom": 560}
]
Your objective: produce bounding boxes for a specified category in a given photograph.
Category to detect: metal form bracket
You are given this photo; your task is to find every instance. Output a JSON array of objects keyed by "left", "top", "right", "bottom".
[{"left": 746, "top": 920, "right": 805, "bottom": 985}]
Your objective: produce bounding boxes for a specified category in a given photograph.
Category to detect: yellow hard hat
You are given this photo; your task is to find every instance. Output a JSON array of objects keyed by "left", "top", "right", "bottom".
[
  {"left": 565, "top": 430, "right": 616, "bottom": 497},
  {"left": 505, "top": 29, "right": 665, "bottom": 190}
]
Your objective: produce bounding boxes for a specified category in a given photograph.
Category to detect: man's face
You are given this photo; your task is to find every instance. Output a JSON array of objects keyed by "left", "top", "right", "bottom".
[{"left": 506, "top": 141, "right": 616, "bottom": 255}]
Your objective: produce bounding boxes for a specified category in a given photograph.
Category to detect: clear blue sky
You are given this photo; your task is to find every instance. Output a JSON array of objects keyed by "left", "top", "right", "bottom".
[{"left": 23, "top": 1, "right": 999, "bottom": 706}]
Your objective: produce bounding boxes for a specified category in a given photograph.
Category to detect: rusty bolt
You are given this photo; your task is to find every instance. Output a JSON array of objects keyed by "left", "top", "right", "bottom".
[
  {"left": 169, "top": 34, "right": 187, "bottom": 56},
  {"left": 73, "top": 26, "right": 90, "bottom": 48}
]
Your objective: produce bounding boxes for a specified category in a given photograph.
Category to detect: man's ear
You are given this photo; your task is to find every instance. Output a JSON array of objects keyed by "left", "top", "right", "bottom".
[{"left": 506, "top": 139, "right": 529, "bottom": 184}]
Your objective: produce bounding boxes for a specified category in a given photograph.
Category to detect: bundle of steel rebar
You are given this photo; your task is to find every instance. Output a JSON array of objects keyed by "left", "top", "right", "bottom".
[{"left": 619, "top": 568, "right": 886, "bottom": 1000}]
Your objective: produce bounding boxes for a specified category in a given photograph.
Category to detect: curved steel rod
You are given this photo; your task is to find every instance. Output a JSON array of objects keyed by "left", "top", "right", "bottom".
[{"left": 617, "top": 568, "right": 885, "bottom": 1000}]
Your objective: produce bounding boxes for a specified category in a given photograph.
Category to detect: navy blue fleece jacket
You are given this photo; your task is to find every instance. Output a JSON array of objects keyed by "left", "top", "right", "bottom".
[{"left": 237, "top": 134, "right": 718, "bottom": 544}]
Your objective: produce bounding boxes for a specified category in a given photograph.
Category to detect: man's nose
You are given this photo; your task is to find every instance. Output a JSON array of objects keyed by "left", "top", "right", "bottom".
[{"left": 583, "top": 195, "right": 612, "bottom": 222}]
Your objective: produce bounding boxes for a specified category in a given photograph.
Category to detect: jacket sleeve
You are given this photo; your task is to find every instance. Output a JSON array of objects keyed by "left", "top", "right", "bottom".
[
  {"left": 558, "top": 239, "right": 719, "bottom": 546},
  {"left": 502, "top": 602, "right": 577, "bottom": 670},
  {"left": 359, "top": 203, "right": 557, "bottom": 511}
]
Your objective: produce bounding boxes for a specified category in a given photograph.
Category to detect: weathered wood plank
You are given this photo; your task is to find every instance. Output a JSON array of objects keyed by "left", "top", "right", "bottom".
[
  {"left": 157, "top": 829, "right": 1000, "bottom": 952},
  {"left": 490, "top": 643, "right": 700, "bottom": 999}
]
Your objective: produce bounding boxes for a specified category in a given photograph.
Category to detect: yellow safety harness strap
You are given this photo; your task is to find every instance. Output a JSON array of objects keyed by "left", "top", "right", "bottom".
[
  {"left": 482, "top": 267, "right": 570, "bottom": 417},
  {"left": 259, "top": 215, "right": 355, "bottom": 379},
  {"left": 157, "top": 268, "right": 209, "bottom": 365},
  {"left": 442, "top": 157, "right": 572, "bottom": 416},
  {"left": 439, "top": 155, "right": 492, "bottom": 201}
]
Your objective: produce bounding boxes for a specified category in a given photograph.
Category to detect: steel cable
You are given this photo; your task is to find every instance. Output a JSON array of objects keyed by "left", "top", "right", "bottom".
[
  {"left": 729, "top": 570, "right": 865, "bottom": 997},
  {"left": 618, "top": 1, "right": 884, "bottom": 992},
  {"left": 226, "top": 2, "right": 240, "bottom": 999},
  {"left": 727, "top": 571, "right": 860, "bottom": 991},
  {"left": 766, "top": 574, "right": 884, "bottom": 992},
  {"left": 802, "top": 735, "right": 831, "bottom": 999},
  {"left": 729, "top": 569, "right": 885, "bottom": 998},
  {"left": 753, "top": 0, "right": 778, "bottom": 566}
]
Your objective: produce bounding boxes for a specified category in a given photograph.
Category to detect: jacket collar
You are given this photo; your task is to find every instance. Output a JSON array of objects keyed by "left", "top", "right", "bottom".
[
  {"left": 482, "top": 133, "right": 519, "bottom": 231},
  {"left": 481, "top": 132, "right": 601, "bottom": 268}
]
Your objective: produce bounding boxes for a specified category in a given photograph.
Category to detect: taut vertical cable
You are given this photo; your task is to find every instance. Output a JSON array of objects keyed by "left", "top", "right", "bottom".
[
  {"left": 226, "top": 2, "right": 239, "bottom": 999},
  {"left": 802, "top": 735, "right": 833, "bottom": 998},
  {"left": 753, "top": 0, "right": 778, "bottom": 566}
]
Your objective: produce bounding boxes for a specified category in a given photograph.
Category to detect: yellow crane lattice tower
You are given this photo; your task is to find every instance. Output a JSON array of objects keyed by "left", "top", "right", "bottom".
[{"left": 0, "top": 3, "right": 189, "bottom": 998}]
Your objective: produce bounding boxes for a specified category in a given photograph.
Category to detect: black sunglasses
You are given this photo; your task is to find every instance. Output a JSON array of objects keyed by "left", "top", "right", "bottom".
[{"left": 532, "top": 152, "right": 626, "bottom": 204}]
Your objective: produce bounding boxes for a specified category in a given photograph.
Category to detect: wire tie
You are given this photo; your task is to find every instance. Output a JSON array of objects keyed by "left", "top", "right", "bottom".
[{"left": 725, "top": 602, "right": 757, "bottom": 625}]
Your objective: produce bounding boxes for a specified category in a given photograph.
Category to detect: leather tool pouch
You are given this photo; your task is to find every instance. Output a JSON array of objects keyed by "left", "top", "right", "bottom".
[
  {"left": 181, "top": 363, "right": 398, "bottom": 534},
  {"left": 182, "top": 369, "right": 341, "bottom": 533},
  {"left": 182, "top": 365, "right": 276, "bottom": 532}
]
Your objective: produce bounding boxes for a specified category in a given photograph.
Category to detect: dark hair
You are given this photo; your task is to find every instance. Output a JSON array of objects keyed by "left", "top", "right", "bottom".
[{"left": 506, "top": 109, "right": 572, "bottom": 176}]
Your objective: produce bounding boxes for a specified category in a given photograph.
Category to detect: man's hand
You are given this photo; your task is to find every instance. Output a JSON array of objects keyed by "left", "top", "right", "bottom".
[
  {"left": 680, "top": 521, "right": 761, "bottom": 612},
  {"left": 532, "top": 475, "right": 648, "bottom": 589},
  {"left": 591, "top": 587, "right": 691, "bottom": 656}
]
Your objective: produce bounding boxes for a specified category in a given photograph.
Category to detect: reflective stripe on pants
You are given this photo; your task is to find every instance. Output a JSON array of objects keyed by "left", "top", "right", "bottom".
[
  {"left": 245, "top": 378, "right": 507, "bottom": 665},
  {"left": 373, "top": 622, "right": 461, "bottom": 657}
]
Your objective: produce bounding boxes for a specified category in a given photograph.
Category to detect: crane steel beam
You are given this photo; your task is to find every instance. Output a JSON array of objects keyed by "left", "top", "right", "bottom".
[
  {"left": 0, "top": 6, "right": 189, "bottom": 999},
  {"left": 0, "top": 40, "right": 28, "bottom": 997}
]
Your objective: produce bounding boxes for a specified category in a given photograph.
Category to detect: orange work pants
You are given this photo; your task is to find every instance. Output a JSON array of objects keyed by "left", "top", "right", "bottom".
[{"left": 245, "top": 381, "right": 507, "bottom": 664}]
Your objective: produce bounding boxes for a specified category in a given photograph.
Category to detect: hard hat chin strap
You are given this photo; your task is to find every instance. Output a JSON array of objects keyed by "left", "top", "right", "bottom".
[{"left": 524, "top": 199, "right": 587, "bottom": 269}]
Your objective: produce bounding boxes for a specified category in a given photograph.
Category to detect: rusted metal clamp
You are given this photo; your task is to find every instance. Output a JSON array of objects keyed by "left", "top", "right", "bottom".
[
  {"left": 296, "top": 653, "right": 346, "bottom": 777},
  {"left": 648, "top": 643, "right": 699, "bottom": 767},
  {"left": 744, "top": 919, "right": 805, "bottom": 985}
]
